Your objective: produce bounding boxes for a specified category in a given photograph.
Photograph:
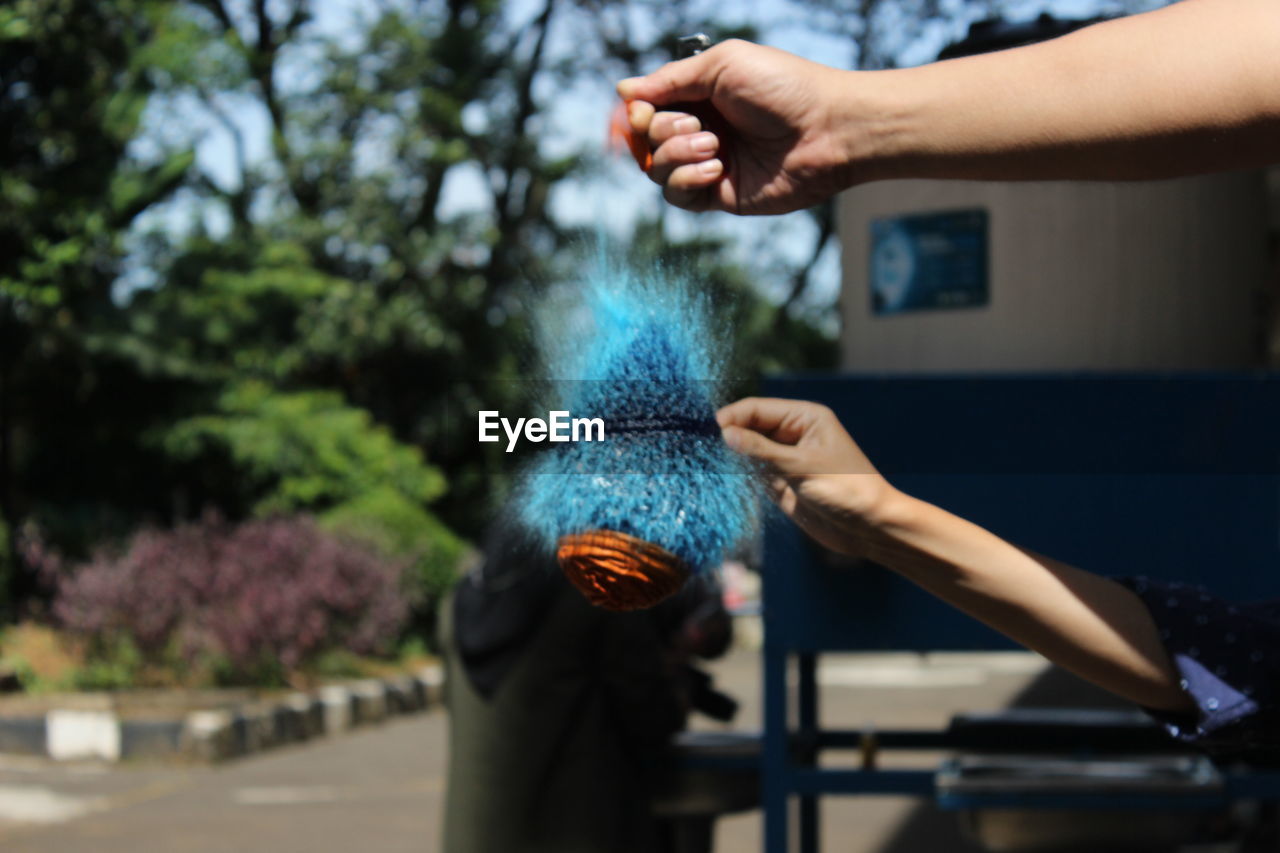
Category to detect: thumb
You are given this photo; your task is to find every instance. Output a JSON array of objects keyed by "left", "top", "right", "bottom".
[
  {"left": 617, "top": 48, "right": 720, "bottom": 106},
  {"left": 721, "top": 425, "right": 798, "bottom": 471}
]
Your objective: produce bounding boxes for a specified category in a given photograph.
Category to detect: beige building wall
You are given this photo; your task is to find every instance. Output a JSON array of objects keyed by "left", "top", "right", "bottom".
[{"left": 837, "top": 172, "right": 1270, "bottom": 373}]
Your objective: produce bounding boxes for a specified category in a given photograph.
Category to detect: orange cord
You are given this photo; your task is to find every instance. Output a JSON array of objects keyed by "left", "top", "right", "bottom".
[{"left": 608, "top": 101, "right": 653, "bottom": 172}]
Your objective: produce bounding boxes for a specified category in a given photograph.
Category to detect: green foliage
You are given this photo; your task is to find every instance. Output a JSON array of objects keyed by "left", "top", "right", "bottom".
[
  {"left": 397, "top": 634, "right": 431, "bottom": 662},
  {"left": 131, "top": 0, "right": 620, "bottom": 538},
  {"left": 164, "top": 381, "right": 466, "bottom": 617},
  {"left": 0, "top": 654, "right": 41, "bottom": 693},
  {"left": 131, "top": 239, "right": 350, "bottom": 382},
  {"left": 302, "top": 648, "right": 367, "bottom": 683},
  {"left": 207, "top": 651, "right": 285, "bottom": 689},
  {"left": 166, "top": 380, "right": 447, "bottom": 514},
  {"left": 321, "top": 487, "right": 468, "bottom": 612},
  {"left": 0, "top": 0, "right": 194, "bottom": 604},
  {"left": 66, "top": 636, "right": 144, "bottom": 692},
  {"left": 0, "top": 519, "right": 10, "bottom": 615},
  {"left": 0, "top": 0, "right": 191, "bottom": 312}
]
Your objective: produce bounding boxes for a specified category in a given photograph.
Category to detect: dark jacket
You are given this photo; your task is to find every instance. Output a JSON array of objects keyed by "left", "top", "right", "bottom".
[{"left": 441, "top": 535, "right": 697, "bottom": 853}]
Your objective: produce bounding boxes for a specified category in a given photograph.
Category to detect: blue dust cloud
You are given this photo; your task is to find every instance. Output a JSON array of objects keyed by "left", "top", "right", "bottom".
[{"left": 515, "top": 255, "right": 761, "bottom": 573}]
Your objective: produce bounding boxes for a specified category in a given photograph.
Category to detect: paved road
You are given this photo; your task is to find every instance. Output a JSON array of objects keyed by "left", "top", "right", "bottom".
[
  {"left": 0, "top": 713, "right": 443, "bottom": 853},
  {"left": 0, "top": 649, "right": 1123, "bottom": 852}
]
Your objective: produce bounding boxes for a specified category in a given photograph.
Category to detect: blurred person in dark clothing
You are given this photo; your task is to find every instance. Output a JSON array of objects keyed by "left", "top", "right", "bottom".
[{"left": 440, "top": 513, "right": 734, "bottom": 853}]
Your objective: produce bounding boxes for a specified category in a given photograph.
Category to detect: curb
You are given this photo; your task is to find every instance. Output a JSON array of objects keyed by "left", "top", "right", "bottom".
[{"left": 0, "top": 665, "right": 443, "bottom": 764}]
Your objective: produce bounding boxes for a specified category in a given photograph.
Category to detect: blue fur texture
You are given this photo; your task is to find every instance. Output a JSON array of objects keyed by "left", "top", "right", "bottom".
[{"left": 516, "top": 258, "right": 759, "bottom": 573}]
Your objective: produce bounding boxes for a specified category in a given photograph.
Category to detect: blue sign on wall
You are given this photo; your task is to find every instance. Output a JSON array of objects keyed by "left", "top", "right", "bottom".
[{"left": 869, "top": 208, "right": 989, "bottom": 316}]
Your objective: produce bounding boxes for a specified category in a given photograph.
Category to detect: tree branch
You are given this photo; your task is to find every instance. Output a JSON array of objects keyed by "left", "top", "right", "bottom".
[
  {"left": 191, "top": 0, "right": 236, "bottom": 36},
  {"left": 283, "top": 0, "right": 310, "bottom": 40},
  {"left": 195, "top": 87, "right": 253, "bottom": 229},
  {"left": 247, "top": 0, "right": 318, "bottom": 214},
  {"left": 253, "top": 0, "right": 272, "bottom": 52},
  {"left": 493, "top": 0, "right": 556, "bottom": 228}
]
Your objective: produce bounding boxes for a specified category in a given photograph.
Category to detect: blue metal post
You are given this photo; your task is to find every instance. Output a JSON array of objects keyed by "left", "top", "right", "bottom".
[
  {"left": 798, "top": 652, "right": 819, "bottom": 853},
  {"left": 764, "top": 643, "right": 789, "bottom": 852}
]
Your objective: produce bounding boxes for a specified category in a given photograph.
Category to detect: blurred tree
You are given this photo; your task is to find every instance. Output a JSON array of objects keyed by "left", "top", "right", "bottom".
[
  {"left": 0, "top": 0, "right": 194, "bottom": 611},
  {"left": 127, "top": 0, "right": 590, "bottom": 544}
]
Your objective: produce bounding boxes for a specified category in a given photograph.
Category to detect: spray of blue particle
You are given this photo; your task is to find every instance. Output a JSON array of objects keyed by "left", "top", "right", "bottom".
[{"left": 516, "top": 255, "right": 760, "bottom": 573}]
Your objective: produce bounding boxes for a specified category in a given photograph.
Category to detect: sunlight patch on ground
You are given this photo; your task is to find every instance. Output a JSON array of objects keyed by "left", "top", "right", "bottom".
[{"left": 0, "top": 785, "right": 103, "bottom": 824}]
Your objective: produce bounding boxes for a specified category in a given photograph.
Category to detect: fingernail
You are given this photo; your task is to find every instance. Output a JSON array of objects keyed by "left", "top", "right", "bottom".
[
  {"left": 691, "top": 132, "right": 717, "bottom": 154},
  {"left": 673, "top": 116, "right": 700, "bottom": 134},
  {"left": 617, "top": 77, "right": 640, "bottom": 98},
  {"left": 698, "top": 158, "right": 723, "bottom": 177}
]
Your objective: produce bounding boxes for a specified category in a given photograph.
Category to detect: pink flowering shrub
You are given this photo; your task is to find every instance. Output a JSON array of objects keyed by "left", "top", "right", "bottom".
[{"left": 50, "top": 515, "right": 409, "bottom": 685}]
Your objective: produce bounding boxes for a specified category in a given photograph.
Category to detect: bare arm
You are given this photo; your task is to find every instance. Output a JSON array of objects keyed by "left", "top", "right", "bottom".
[
  {"left": 864, "top": 494, "right": 1191, "bottom": 711},
  {"left": 619, "top": 0, "right": 1280, "bottom": 213},
  {"left": 716, "top": 397, "right": 1193, "bottom": 712},
  {"left": 860, "top": 0, "right": 1280, "bottom": 183}
]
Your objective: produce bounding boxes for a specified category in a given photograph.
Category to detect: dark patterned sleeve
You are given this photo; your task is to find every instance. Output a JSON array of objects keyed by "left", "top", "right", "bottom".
[{"left": 1116, "top": 576, "right": 1280, "bottom": 759}]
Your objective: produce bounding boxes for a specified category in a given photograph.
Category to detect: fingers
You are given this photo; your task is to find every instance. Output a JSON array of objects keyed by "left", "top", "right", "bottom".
[
  {"left": 622, "top": 65, "right": 732, "bottom": 208},
  {"left": 626, "top": 99, "right": 655, "bottom": 136},
  {"left": 716, "top": 397, "right": 818, "bottom": 445},
  {"left": 772, "top": 481, "right": 798, "bottom": 517},
  {"left": 624, "top": 102, "right": 720, "bottom": 200},
  {"left": 617, "top": 46, "right": 722, "bottom": 106},
  {"left": 645, "top": 119, "right": 721, "bottom": 210},
  {"left": 645, "top": 109, "right": 701, "bottom": 146},
  {"left": 766, "top": 473, "right": 797, "bottom": 514},
  {"left": 720, "top": 424, "right": 798, "bottom": 470},
  {"left": 650, "top": 131, "right": 718, "bottom": 180},
  {"left": 624, "top": 103, "right": 700, "bottom": 151},
  {"left": 660, "top": 161, "right": 724, "bottom": 211}
]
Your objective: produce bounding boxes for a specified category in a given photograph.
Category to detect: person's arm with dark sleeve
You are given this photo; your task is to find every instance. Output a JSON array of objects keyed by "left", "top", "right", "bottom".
[{"left": 1114, "top": 577, "right": 1280, "bottom": 756}]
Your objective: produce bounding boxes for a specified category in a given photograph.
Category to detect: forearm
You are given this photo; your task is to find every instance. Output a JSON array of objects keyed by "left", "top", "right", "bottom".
[
  {"left": 861, "top": 490, "right": 1194, "bottom": 712},
  {"left": 852, "top": 0, "right": 1280, "bottom": 183}
]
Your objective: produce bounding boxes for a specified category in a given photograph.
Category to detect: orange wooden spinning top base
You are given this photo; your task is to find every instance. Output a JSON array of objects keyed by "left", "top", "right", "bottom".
[{"left": 557, "top": 529, "right": 690, "bottom": 611}]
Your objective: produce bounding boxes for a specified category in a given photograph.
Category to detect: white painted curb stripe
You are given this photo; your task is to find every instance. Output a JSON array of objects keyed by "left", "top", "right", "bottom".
[
  {"left": 46, "top": 710, "right": 121, "bottom": 762},
  {"left": 26, "top": 671, "right": 433, "bottom": 762},
  {"left": 418, "top": 665, "right": 443, "bottom": 688},
  {"left": 318, "top": 685, "right": 353, "bottom": 733}
]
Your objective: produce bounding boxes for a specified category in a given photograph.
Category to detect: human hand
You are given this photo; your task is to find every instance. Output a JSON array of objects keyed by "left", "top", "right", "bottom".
[
  {"left": 616, "top": 41, "right": 861, "bottom": 215},
  {"left": 716, "top": 397, "right": 903, "bottom": 556}
]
